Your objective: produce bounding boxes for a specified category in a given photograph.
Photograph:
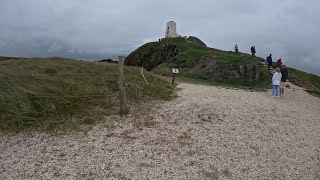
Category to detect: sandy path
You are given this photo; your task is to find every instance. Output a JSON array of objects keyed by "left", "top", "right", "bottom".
[{"left": 1, "top": 83, "right": 320, "bottom": 179}]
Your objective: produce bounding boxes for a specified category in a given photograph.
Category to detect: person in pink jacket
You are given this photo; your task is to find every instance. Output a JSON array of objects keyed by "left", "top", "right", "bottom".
[{"left": 272, "top": 67, "right": 282, "bottom": 97}]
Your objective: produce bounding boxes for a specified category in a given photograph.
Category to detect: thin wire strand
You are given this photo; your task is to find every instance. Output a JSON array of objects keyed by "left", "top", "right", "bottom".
[
  {"left": 0, "top": 72, "right": 119, "bottom": 76},
  {"left": 0, "top": 67, "right": 150, "bottom": 99},
  {"left": 0, "top": 94, "right": 112, "bottom": 98}
]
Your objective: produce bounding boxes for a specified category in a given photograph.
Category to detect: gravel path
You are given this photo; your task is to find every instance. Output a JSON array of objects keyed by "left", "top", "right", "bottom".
[{"left": 1, "top": 83, "right": 320, "bottom": 179}]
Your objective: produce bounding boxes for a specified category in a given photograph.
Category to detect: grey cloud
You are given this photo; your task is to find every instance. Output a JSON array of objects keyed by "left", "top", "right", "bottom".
[{"left": 0, "top": 0, "right": 319, "bottom": 75}]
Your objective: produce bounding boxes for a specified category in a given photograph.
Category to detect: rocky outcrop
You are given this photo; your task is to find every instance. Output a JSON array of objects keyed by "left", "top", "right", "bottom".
[
  {"left": 239, "top": 64, "right": 260, "bottom": 80},
  {"left": 98, "top": 59, "right": 117, "bottom": 63},
  {"left": 187, "top": 36, "right": 207, "bottom": 47},
  {"left": 161, "top": 44, "right": 179, "bottom": 57},
  {"left": 125, "top": 43, "right": 179, "bottom": 71},
  {"left": 199, "top": 55, "right": 224, "bottom": 80},
  {"left": 125, "top": 36, "right": 206, "bottom": 70},
  {"left": 199, "top": 55, "right": 260, "bottom": 81}
]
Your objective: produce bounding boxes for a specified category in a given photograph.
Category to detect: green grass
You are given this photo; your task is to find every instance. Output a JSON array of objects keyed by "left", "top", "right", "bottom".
[
  {"left": 147, "top": 38, "right": 271, "bottom": 90},
  {"left": 0, "top": 58, "right": 174, "bottom": 133},
  {"left": 286, "top": 67, "right": 320, "bottom": 96},
  {"left": 287, "top": 68, "right": 320, "bottom": 89},
  {"left": 156, "top": 38, "right": 260, "bottom": 68},
  {"left": 152, "top": 63, "right": 271, "bottom": 91},
  {"left": 147, "top": 38, "right": 320, "bottom": 93}
]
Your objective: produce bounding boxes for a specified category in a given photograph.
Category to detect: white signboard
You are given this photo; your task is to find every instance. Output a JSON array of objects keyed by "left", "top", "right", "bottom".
[{"left": 172, "top": 68, "right": 179, "bottom": 74}]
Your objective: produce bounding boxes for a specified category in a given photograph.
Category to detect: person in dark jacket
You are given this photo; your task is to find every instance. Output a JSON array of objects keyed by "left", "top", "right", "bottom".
[
  {"left": 280, "top": 64, "right": 289, "bottom": 97},
  {"left": 251, "top": 46, "right": 256, "bottom": 56},
  {"left": 267, "top": 54, "right": 272, "bottom": 70},
  {"left": 234, "top": 44, "right": 239, "bottom": 53}
]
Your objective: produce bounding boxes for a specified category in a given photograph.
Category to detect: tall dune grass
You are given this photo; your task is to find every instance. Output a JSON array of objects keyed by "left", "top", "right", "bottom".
[{"left": 0, "top": 58, "right": 174, "bottom": 133}]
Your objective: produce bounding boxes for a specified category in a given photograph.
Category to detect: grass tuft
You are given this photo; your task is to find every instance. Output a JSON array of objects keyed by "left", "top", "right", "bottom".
[{"left": 0, "top": 58, "right": 174, "bottom": 133}]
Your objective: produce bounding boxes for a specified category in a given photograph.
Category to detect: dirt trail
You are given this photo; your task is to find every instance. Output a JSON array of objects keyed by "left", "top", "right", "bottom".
[{"left": 1, "top": 83, "right": 320, "bottom": 179}]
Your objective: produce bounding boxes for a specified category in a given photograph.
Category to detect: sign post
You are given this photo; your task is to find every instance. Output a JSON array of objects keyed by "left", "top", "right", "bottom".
[{"left": 171, "top": 68, "right": 179, "bottom": 84}]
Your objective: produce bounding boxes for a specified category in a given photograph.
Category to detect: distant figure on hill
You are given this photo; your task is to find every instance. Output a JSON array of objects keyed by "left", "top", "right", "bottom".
[
  {"left": 234, "top": 44, "right": 239, "bottom": 53},
  {"left": 276, "top": 58, "right": 282, "bottom": 68},
  {"left": 272, "top": 67, "right": 282, "bottom": 97},
  {"left": 280, "top": 65, "right": 289, "bottom": 97},
  {"left": 251, "top": 46, "right": 256, "bottom": 56},
  {"left": 266, "top": 54, "right": 273, "bottom": 70}
]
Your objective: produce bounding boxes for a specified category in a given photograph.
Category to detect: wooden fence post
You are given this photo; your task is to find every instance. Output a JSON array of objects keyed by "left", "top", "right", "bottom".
[{"left": 118, "top": 56, "right": 128, "bottom": 115}]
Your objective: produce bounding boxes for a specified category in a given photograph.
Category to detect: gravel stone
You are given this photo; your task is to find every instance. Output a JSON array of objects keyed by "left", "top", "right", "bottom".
[{"left": 1, "top": 83, "right": 320, "bottom": 179}]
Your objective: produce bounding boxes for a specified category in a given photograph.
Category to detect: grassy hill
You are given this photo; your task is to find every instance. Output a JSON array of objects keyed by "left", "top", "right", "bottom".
[
  {"left": 126, "top": 38, "right": 272, "bottom": 90},
  {"left": 126, "top": 38, "right": 320, "bottom": 94},
  {"left": 0, "top": 58, "right": 174, "bottom": 133},
  {"left": 286, "top": 67, "right": 320, "bottom": 96},
  {"left": 1, "top": 40, "right": 319, "bottom": 132}
]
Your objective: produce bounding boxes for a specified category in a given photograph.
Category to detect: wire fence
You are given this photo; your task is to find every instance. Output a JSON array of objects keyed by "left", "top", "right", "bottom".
[
  {"left": 0, "top": 94, "right": 112, "bottom": 98},
  {"left": 0, "top": 66, "right": 149, "bottom": 100},
  {"left": 0, "top": 72, "right": 120, "bottom": 84},
  {"left": 0, "top": 93, "right": 115, "bottom": 101},
  {"left": 0, "top": 72, "right": 119, "bottom": 76}
]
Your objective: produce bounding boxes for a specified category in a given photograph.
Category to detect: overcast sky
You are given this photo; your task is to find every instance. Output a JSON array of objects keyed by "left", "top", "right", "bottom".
[{"left": 0, "top": 0, "right": 319, "bottom": 75}]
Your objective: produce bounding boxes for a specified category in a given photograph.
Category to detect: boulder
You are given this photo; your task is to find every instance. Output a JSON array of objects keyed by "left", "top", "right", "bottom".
[
  {"left": 239, "top": 64, "right": 260, "bottom": 80},
  {"left": 199, "top": 55, "right": 224, "bottom": 80}
]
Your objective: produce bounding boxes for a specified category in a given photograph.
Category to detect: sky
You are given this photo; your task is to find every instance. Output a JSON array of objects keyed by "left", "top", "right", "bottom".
[{"left": 0, "top": 0, "right": 319, "bottom": 75}]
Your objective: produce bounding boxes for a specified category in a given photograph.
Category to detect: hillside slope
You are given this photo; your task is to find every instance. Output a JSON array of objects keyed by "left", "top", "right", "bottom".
[
  {"left": 287, "top": 67, "right": 320, "bottom": 96},
  {"left": 125, "top": 38, "right": 320, "bottom": 93},
  {"left": 125, "top": 38, "right": 271, "bottom": 89}
]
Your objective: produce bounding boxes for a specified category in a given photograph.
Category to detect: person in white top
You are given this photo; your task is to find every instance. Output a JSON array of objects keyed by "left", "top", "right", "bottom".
[{"left": 272, "top": 67, "right": 282, "bottom": 97}]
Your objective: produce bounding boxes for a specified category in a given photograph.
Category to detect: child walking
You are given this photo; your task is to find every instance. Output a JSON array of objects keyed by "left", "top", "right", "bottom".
[{"left": 272, "top": 67, "right": 282, "bottom": 97}]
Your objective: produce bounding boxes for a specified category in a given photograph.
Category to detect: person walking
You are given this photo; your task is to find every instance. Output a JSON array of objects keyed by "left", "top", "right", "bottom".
[
  {"left": 267, "top": 54, "right": 273, "bottom": 70},
  {"left": 280, "top": 65, "right": 289, "bottom": 97},
  {"left": 276, "top": 58, "right": 282, "bottom": 68},
  {"left": 251, "top": 46, "right": 256, "bottom": 56},
  {"left": 272, "top": 67, "right": 282, "bottom": 98},
  {"left": 234, "top": 44, "right": 239, "bottom": 53},
  {"left": 251, "top": 46, "right": 254, "bottom": 56}
]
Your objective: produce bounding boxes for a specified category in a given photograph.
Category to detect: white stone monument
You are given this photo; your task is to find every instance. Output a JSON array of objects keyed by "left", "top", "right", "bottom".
[{"left": 165, "top": 21, "right": 180, "bottom": 38}]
